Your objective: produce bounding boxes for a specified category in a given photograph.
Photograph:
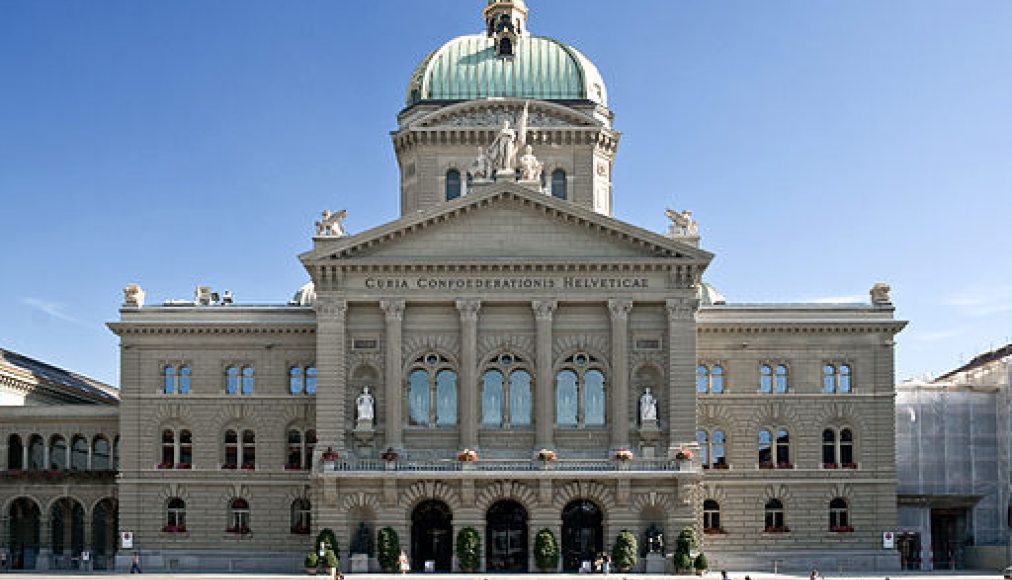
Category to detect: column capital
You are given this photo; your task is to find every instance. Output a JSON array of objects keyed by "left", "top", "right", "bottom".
[
  {"left": 380, "top": 299, "right": 406, "bottom": 322},
  {"left": 314, "top": 298, "right": 347, "bottom": 319},
  {"left": 666, "top": 297, "right": 700, "bottom": 321},
  {"left": 455, "top": 298, "right": 482, "bottom": 322},
  {"left": 531, "top": 299, "right": 558, "bottom": 321},
  {"left": 607, "top": 298, "right": 633, "bottom": 321}
]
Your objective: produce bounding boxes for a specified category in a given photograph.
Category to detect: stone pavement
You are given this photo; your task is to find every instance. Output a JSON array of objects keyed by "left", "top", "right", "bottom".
[{"left": 0, "top": 572, "right": 1005, "bottom": 580}]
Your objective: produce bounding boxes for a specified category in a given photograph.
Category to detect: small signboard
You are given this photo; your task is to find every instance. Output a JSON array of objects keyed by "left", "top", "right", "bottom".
[
  {"left": 882, "top": 531, "right": 895, "bottom": 549},
  {"left": 120, "top": 531, "right": 134, "bottom": 549}
]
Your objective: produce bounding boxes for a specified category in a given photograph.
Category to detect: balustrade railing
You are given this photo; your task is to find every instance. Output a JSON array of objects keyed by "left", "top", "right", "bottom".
[{"left": 321, "top": 457, "right": 684, "bottom": 473}]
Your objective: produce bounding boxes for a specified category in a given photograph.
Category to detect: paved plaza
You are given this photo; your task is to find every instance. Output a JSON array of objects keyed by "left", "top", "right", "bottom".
[{"left": 0, "top": 573, "right": 1005, "bottom": 580}]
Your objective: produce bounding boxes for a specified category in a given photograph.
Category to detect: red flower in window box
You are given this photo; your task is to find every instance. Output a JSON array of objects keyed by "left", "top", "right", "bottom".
[
  {"left": 284, "top": 464, "right": 302, "bottom": 471},
  {"left": 842, "top": 462, "right": 858, "bottom": 469},
  {"left": 226, "top": 526, "right": 250, "bottom": 535},
  {"left": 764, "top": 526, "right": 790, "bottom": 533},
  {"left": 777, "top": 461, "right": 794, "bottom": 469},
  {"left": 674, "top": 448, "right": 693, "bottom": 461},
  {"left": 157, "top": 462, "right": 173, "bottom": 469},
  {"left": 162, "top": 525, "right": 186, "bottom": 533},
  {"left": 830, "top": 525, "right": 854, "bottom": 533},
  {"left": 381, "top": 448, "right": 400, "bottom": 461},
  {"left": 291, "top": 524, "right": 310, "bottom": 535},
  {"left": 614, "top": 448, "right": 634, "bottom": 461},
  {"left": 703, "top": 527, "right": 727, "bottom": 535},
  {"left": 712, "top": 462, "right": 729, "bottom": 470},
  {"left": 457, "top": 449, "right": 479, "bottom": 462},
  {"left": 321, "top": 447, "right": 339, "bottom": 462},
  {"left": 221, "top": 463, "right": 237, "bottom": 470},
  {"left": 241, "top": 463, "right": 255, "bottom": 470},
  {"left": 823, "top": 463, "right": 839, "bottom": 469},
  {"left": 759, "top": 461, "right": 775, "bottom": 469},
  {"left": 175, "top": 463, "right": 191, "bottom": 470}
]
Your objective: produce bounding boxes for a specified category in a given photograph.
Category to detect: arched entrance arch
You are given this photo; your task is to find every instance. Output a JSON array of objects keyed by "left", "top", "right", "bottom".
[
  {"left": 561, "top": 499, "right": 603, "bottom": 572},
  {"left": 91, "top": 498, "right": 118, "bottom": 570},
  {"left": 8, "top": 498, "right": 41, "bottom": 569},
  {"left": 50, "top": 497, "right": 85, "bottom": 568},
  {"left": 411, "top": 500, "right": 452, "bottom": 572},
  {"left": 486, "top": 500, "right": 528, "bottom": 572}
]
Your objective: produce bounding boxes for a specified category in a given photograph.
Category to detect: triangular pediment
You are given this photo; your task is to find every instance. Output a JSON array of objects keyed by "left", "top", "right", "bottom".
[
  {"left": 411, "top": 99, "right": 601, "bottom": 130},
  {"left": 300, "top": 185, "right": 713, "bottom": 268}
]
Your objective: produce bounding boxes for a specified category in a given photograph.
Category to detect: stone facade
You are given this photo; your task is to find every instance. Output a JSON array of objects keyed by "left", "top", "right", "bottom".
[{"left": 2, "top": 1, "right": 908, "bottom": 574}]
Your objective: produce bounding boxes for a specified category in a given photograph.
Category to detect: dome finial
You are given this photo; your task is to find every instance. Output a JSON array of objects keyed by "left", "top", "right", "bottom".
[{"left": 483, "top": 1, "right": 528, "bottom": 57}]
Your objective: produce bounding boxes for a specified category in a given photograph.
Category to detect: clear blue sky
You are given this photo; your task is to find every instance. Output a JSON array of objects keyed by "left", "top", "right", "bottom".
[{"left": 1, "top": 1, "right": 1010, "bottom": 386}]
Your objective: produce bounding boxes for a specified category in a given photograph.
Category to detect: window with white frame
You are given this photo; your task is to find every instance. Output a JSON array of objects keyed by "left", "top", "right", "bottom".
[
  {"left": 481, "top": 353, "right": 532, "bottom": 429},
  {"left": 697, "top": 429, "right": 727, "bottom": 469},
  {"left": 759, "top": 363, "right": 789, "bottom": 393},
  {"left": 286, "top": 428, "right": 317, "bottom": 470},
  {"left": 823, "top": 363, "right": 852, "bottom": 393},
  {"left": 696, "top": 364, "right": 725, "bottom": 394},
  {"left": 289, "top": 365, "right": 318, "bottom": 395},
  {"left": 165, "top": 498, "right": 186, "bottom": 533},
  {"left": 703, "top": 499, "right": 722, "bottom": 533},
  {"left": 407, "top": 353, "right": 458, "bottom": 428},
  {"left": 758, "top": 428, "right": 792, "bottom": 468},
  {"left": 159, "top": 429, "right": 192, "bottom": 469},
  {"left": 227, "top": 498, "right": 250, "bottom": 534},
  {"left": 822, "top": 427, "right": 856, "bottom": 468},
  {"left": 829, "top": 498, "right": 851, "bottom": 531},
  {"left": 291, "top": 498, "right": 311, "bottom": 535},
  {"left": 764, "top": 499, "right": 787, "bottom": 532},
  {"left": 556, "top": 353, "right": 607, "bottom": 428},
  {"left": 225, "top": 365, "right": 255, "bottom": 395},
  {"left": 163, "top": 365, "right": 191, "bottom": 395}
]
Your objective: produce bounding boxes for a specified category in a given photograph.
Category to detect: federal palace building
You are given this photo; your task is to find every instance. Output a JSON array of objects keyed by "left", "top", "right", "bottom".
[{"left": 1, "top": 1, "right": 907, "bottom": 573}]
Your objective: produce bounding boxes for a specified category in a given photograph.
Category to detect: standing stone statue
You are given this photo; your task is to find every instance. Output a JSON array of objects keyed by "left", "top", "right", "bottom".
[
  {"left": 469, "top": 147, "right": 491, "bottom": 180},
  {"left": 639, "top": 387, "right": 658, "bottom": 426},
  {"left": 315, "top": 209, "right": 348, "bottom": 238},
  {"left": 356, "top": 387, "right": 375, "bottom": 425},
  {"left": 488, "top": 119, "right": 518, "bottom": 172},
  {"left": 518, "top": 144, "right": 543, "bottom": 182}
]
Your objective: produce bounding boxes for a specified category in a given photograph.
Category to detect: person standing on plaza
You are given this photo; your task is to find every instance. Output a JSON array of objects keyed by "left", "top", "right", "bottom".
[
  {"left": 129, "top": 551, "right": 141, "bottom": 574},
  {"left": 397, "top": 550, "right": 409, "bottom": 574}
]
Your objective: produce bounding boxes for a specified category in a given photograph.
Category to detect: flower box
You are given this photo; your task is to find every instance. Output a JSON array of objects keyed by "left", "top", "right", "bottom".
[
  {"left": 830, "top": 525, "right": 855, "bottom": 533},
  {"left": 614, "top": 448, "right": 634, "bottom": 461},
  {"left": 711, "top": 462, "right": 729, "bottom": 470},
  {"left": 674, "top": 449, "right": 693, "bottom": 461},
  {"left": 226, "top": 526, "right": 251, "bottom": 535},
  {"left": 777, "top": 462, "right": 794, "bottom": 469},
  {"left": 759, "top": 461, "right": 775, "bottom": 469},
  {"left": 157, "top": 462, "right": 173, "bottom": 470},
  {"left": 222, "top": 463, "right": 237, "bottom": 470},
  {"left": 162, "top": 525, "right": 186, "bottom": 534},
  {"left": 175, "top": 463, "right": 191, "bottom": 470},
  {"left": 764, "top": 526, "right": 790, "bottom": 533},
  {"left": 241, "top": 463, "right": 255, "bottom": 470},
  {"left": 291, "top": 524, "right": 310, "bottom": 535},
  {"left": 457, "top": 449, "right": 479, "bottom": 462},
  {"left": 823, "top": 463, "right": 839, "bottom": 469},
  {"left": 321, "top": 447, "right": 339, "bottom": 462},
  {"left": 381, "top": 448, "right": 400, "bottom": 462},
  {"left": 536, "top": 449, "right": 557, "bottom": 462},
  {"left": 842, "top": 462, "right": 858, "bottom": 469},
  {"left": 284, "top": 464, "right": 302, "bottom": 471},
  {"left": 703, "top": 527, "right": 726, "bottom": 535}
]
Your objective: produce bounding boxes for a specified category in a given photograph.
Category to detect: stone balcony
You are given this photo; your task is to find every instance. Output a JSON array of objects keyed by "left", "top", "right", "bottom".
[{"left": 319, "top": 457, "right": 696, "bottom": 479}]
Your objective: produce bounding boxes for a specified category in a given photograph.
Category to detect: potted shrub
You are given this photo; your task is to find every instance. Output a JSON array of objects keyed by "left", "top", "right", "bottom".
[
  {"left": 611, "top": 530, "right": 638, "bottom": 572},
  {"left": 674, "top": 527, "right": 698, "bottom": 573},
  {"left": 455, "top": 527, "right": 481, "bottom": 572},
  {"left": 693, "top": 553, "right": 709, "bottom": 576},
  {"left": 674, "top": 448, "right": 693, "bottom": 462},
  {"left": 304, "top": 551, "right": 319, "bottom": 575},
  {"left": 536, "top": 449, "right": 557, "bottom": 462},
  {"left": 381, "top": 447, "right": 400, "bottom": 461},
  {"left": 614, "top": 448, "right": 634, "bottom": 461},
  {"left": 534, "top": 528, "right": 560, "bottom": 572},
  {"left": 316, "top": 528, "right": 339, "bottom": 553},
  {"left": 675, "top": 552, "right": 693, "bottom": 574},
  {"left": 321, "top": 549, "right": 338, "bottom": 576},
  {"left": 377, "top": 527, "right": 400, "bottom": 573}
]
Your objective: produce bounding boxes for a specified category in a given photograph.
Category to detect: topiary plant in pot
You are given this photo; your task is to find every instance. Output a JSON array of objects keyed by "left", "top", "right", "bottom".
[
  {"left": 611, "top": 530, "right": 638, "bottom": 572},
  {"left": 316, "top": 528, "right": 339, "bottom": 554},
  {"left": 694, "top": 553, "right": 709, "bottom": 576},
  {"left": 304, "top": 551, "right": 319, "bottom": 575},
  {"left": 321, "top": 549, "right": 338, "bottom": 575},
  {"left": 534, "top": 528, "right": 560, "bottom": 572},
  {"left": 455, "top": 527, "right": 481, "bottom": 572},
  {"left": 377, "top": 526, "right": 400, "bottom": 573}
]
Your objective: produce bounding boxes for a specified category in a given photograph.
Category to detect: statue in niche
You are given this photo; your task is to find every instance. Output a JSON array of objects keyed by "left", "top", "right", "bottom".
[
  {"left": 518, "top": 145, "right": 543, "bottom": 182},
  {"left": 315, "top": 209, "right": 348, "bottom": 238},
  {"left": 643, "top": 524, "right": 664, "bottom": 555},
  {"left": 639, "top": 387, "right": 658, "bottom": 426},
  {"left": 349, "top": 522, "right": 374, "bottom": 556},
  {"left": 356, "top": 386, "right": 375, "bottom": 424}
]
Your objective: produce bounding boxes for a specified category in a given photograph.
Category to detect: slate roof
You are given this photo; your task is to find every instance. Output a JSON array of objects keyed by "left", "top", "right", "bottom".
[
  {"left": 0, "top": 348, "right": 119, "bottom": 404},
  {"left": 935, "top": 343, "right": 1012, "bottom": 382}
]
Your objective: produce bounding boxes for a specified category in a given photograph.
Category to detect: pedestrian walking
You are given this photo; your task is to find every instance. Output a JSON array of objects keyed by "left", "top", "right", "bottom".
[
  {"left": 398, "top": 550, "right": 409, "bottom": 574},
  {"left": 129, "top": 551, "right": 142, "bottom": 574}
]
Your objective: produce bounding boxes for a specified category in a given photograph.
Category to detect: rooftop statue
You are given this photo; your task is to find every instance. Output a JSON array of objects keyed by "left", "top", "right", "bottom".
[
  {"left": 665, "top": 208, "right": 698, "bottom": 238},
  {"left": 315, "top": 209, "right": 348, "bottom": 238},
  {"left": 519, "top": 144, "right": 543, "bottom": 183}
]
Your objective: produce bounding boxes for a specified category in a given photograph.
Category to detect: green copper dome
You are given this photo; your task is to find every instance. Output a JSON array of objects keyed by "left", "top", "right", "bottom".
[{"left": 406, "top": 34, "right": 608, "bottom": 107}]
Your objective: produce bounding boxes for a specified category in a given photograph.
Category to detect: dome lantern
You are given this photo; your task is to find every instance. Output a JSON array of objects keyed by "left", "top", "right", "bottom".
[{"left": 483, "top": 0, "right": 528, "bottom": 57}]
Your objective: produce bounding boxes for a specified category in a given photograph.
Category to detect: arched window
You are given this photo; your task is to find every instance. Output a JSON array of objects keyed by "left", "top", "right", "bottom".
[
  {"left": 696, "top": 430, "right": 708, "bottom": 465},
  {"left": 179, "top": 430, "right": 192, "bottom": 467},
  {"left": 498, "top": 37, "right": 513, "bottom": 58},
  {"left": 758, "top": 429, "right": 772, "bottom": 467},
  {"left": 712, "top": 365, "right": 725, "bottom": 393},
  {"left": 481, "top": 353, "right": 532, "bottom": 429},
  {"left": 225, "top": 366, "right": 239, "bottom": 395},
  {"left": 163, "top": 366, "right": 176, "bottom": 394},
  {"left": 241, "top": 430, "right": 256, "bottom": 469},
  {"left": 555, "top": 353, "right": 607, "bottom": 428},
  {"left": 305, "top": 367, "right": 317, "bottom": 395},
  {"left": 161, "top": 430, "right": 175, "bottom": 468},
  {"left": 71, "top": 436, "right": 88, "bottom": 470},
  {"left": 179, "top": 366, "right": 191, "bottom": 394},
  {"left": 759, "top": 427, "right": 791, "bottom": 468},
  {"left": 824, "top": 363, "right": 853, "bottom": 393},
  {"left": 306, "top": 430, "right": 317, "bottom": 467},
  {"left": 228, "top": 498, "right": 250, "bottom": 534},
  {"left": 759, "top": 364, "right": 772, "bottom": 393},
  {"left": 696, "top": 366, "right": 708, "bottom": 394},
  {"left": 49, "top": 435, "right": 67, "bottom": 470},
  {"left": 829, "top": 498, "right": 850, "bottom": 531},
  {"left": 776, "top": 429, "right": 791, "bottom": 468},
  {"left": 287, "top": 430, "right": 303, "bottom": 469},
  {"left": 445, "top": 169, "right": 462, "bottom": 201},
  {"left": 764, "top": 499, "right": 786, "bottom": 532},
  {"left": 406, "top": 353, "right": 457, "bottom": 428},
  {"left": 223, "top": 430, "right": 238, "bottom": 469},
  {"left": 28, "top": 434, "right": 45, "bottom": 470},
  {"left": 551, "top": 169, "right": 567, "bottom": 200},
  {"left": 840, "top": 428, "right": 855, "bottom": 467},
  {"left": 697, "top": 429, "right": 727, "bottom": 469},
  {"left": 289, "top": 367, "right": 303, "bottom": 395},
  {"left": 703, "top": 500, "right": 722, "bottom": 533},
  {"left": 822, "top": 429, "right": 837, "bottom": 467},
  {"left": 165, "top": 498, "right": 186, "bottom": 533},
  {"left": 774, "top": 364, "right": 789, "bottom": 393},
  {"left": 7, "top": 434, "right": 23, "bottom": 470},
  {"left": 291, "top": 498, "right": 311, "bottom": 535},
  {"left": 241, "top": 366, "right": 255, "bottom": 395},
  {"left": 696, "top": 364, "right": 725, "bottom": 394}
]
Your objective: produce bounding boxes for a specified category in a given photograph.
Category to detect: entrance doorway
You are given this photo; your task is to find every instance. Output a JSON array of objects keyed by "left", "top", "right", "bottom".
[
  {"left": 411, "top": 500, "right": 452, "bottom": 572},
  {"left": 897, "top": 532, "right": 922, "bottom": 570},
  {"left": 8, "top": 498, "right": 40, "bottom": 570},
  {"left": 930, "top": 508, "right": 968, "bottom": 569},
  {"left": 561, "top": 499, "right": 603, "bottom": 572},
  {"left": 486, "top": 500, "right": 528, "bottom": 572},
  {"left": 91, "top": 498, "right": 118, "bottom": 570}
]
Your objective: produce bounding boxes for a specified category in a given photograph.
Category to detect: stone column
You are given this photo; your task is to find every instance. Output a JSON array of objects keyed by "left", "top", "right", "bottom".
[
  {"left": 315, "top": 298, "right": 349, "bottom": 457},
  {"left": 608, "top": 299, "right": 633, "bottom": 450},
  {"left": 0, "top": 439, "right": 7, "bottom": 470},
  {"left": 36, "top": 518, "right": 51, "bottom": 571},
  {"left": 531, "top": 300, "right": 557, "bottom": 450},
  {"left": 22, "top": 442, "right": 29, "bottom": 469},
  {"left": 381, "top": 300, "right": 406, "bottom": 449},
  {"left": 666, "top": 297, "right": 700, "bottom": 450},
  {"left": 43, "top": 444, "right": 49, "bottom": 470},
  {"left": 456, "top": 299, "right": 481, "bottom": 450}
]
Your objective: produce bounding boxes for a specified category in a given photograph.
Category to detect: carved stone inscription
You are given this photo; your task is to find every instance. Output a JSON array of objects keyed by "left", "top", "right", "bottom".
[{"left": 363, "top": 275, "right": 652, "bottom": 292}]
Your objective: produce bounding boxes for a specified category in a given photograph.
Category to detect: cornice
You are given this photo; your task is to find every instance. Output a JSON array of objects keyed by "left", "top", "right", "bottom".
[
  {"left": 697, "top": 321, "right": 908, "bottom": 335},
  {"left": 108, "top": 323, "right": 316, "bottom": 336}
]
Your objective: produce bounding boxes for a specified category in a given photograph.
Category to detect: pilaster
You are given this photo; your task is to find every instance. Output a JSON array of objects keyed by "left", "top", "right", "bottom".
[
  {"left": 315, "top": 298, "right": 349, "bottom": 456},
  {"left": 381, "top": 299, "right": 406, "bottom": 449},
  {"left": 532, "top": 300, "right": 557, "bottom": 450},
  {"left": 666, "top": 297, "right": 700, "bottom": 450},
  {"left": 456, "top": 299, "right": 482, "bottom": 449},
  {"left": 608, "top": 298, "right": 633, "bottom": 449}
]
